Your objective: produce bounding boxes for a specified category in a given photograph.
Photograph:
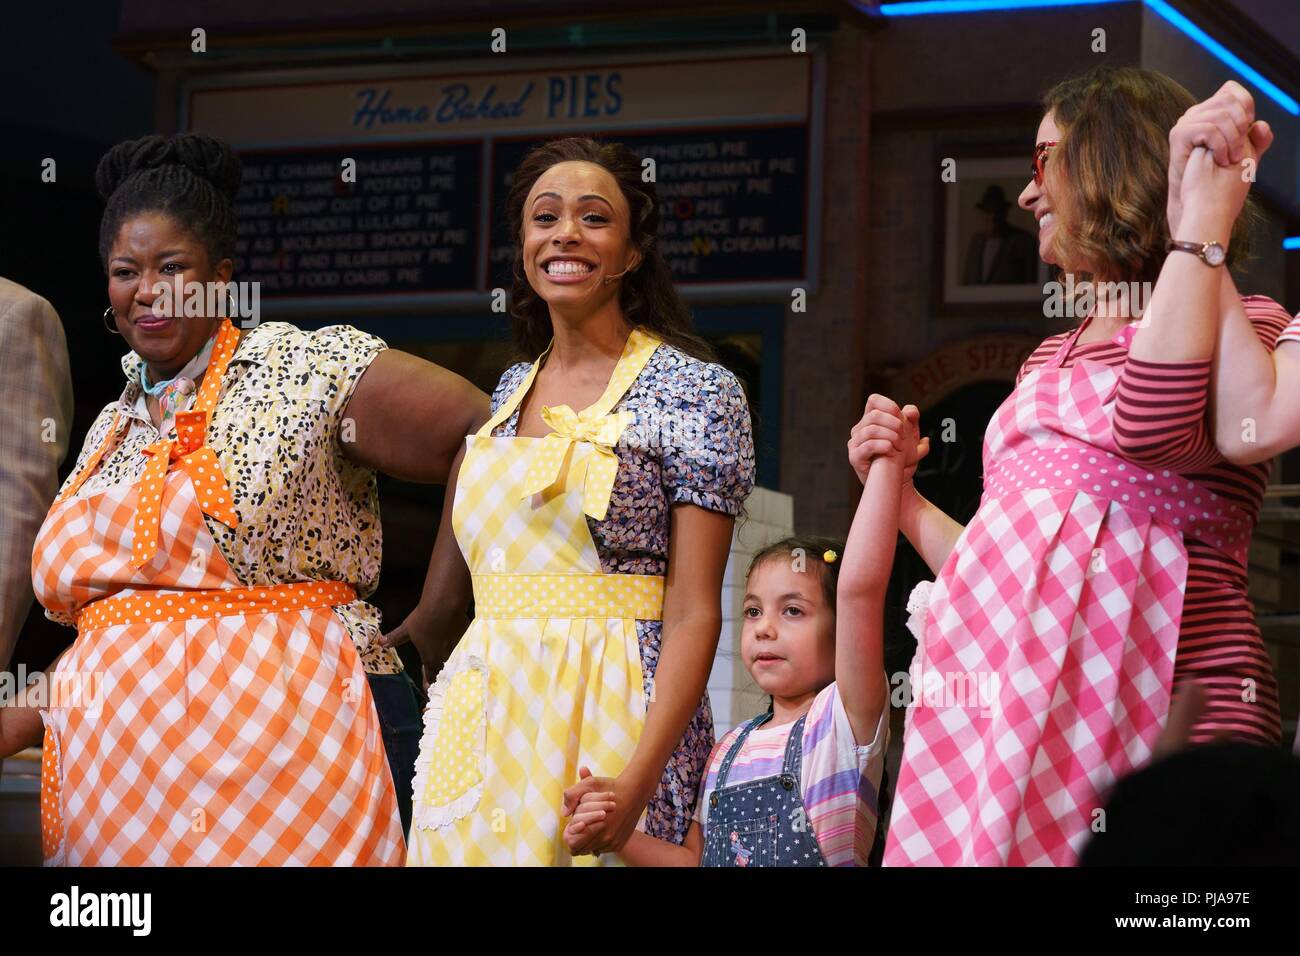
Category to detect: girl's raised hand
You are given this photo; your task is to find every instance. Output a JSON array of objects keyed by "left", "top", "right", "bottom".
[
  {"left": 849, "top": 394, "right": 907, "bottom": 483},
  {"left": 849, "top": 395, "right": 929, "bottom": 484}
]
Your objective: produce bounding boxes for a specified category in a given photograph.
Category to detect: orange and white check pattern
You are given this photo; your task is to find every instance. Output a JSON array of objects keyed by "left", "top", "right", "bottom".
[
  {"left": 31, "top": 319, "right": 403, "bottom": 866},
  {"left": 54, "top": 319, "right": 243, "bottom": 570},
  {"left": 34, "top": 469, "right": 404, "bottom": 865}
]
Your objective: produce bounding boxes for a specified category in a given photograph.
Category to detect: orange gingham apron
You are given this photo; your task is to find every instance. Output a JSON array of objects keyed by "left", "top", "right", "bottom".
[
  {"left": 31, "top": 319, "right": 404, "bottom": 865},
  {"left": 407, "top": 328, "right": 664, "bottom": 866}
]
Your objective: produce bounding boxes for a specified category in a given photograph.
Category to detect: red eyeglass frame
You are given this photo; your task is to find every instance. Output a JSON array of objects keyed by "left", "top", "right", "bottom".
[{"left": 1032, "top": 141, "right": 1059, "bottom": 186}]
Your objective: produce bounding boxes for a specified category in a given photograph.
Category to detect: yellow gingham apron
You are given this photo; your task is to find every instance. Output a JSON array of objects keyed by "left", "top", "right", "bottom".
[{"left": 408, "top": 328, "right": 664, "bottom": 866}]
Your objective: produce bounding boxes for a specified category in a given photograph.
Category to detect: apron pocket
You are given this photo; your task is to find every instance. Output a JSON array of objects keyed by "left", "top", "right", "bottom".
[
  {"left": 411, "top": 654, "right": 488, "bottom": 830},
  {"left": 39, "top": 714, "right": 68, "bottom": 866}
]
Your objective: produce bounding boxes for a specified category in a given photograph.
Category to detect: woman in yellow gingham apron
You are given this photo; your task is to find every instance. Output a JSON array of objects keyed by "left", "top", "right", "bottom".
[
  {"left": 408, "top": 137, "right": 755, "bottom": 865},
  {"left": 409, "top": 328, "right": 672, "bottom": 866}
]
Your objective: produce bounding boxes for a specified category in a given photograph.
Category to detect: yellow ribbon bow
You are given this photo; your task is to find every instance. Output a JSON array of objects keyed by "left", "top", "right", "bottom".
[{"left": 521, "top": 404, "right": 632, "bottom": 521}]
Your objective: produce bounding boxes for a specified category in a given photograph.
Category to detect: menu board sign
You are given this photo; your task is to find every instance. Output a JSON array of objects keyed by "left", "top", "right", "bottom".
[{"left": 186, "top": 53, "right": 819, "bottom": 300}]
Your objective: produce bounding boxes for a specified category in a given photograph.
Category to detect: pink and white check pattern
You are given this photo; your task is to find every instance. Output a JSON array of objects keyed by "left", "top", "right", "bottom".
[{"left": 884, "top": 325, "right": 1216, "bottom": 867}]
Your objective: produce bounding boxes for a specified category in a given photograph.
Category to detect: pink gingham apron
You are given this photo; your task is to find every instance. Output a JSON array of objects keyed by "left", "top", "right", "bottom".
[{"left": 883, "top": 320, "right": 1253, "bottom": 866}]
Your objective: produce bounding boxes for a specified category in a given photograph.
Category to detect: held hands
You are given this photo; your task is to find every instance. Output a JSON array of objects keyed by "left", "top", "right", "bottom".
[
  {"left": 562, "top": 778, "right": 618, "bottom": 855},
  {"left": 561, "top": 765, "right": 640, "bottom": 857},
  {"left": 1167, "top": 80, "right": 1274, "bottom": 237},
  {"left": 848, "top": 394, "right": 928, "bottom": 485}
]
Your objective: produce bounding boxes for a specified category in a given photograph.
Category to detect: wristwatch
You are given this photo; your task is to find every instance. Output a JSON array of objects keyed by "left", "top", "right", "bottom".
[{"left": 1167, "top": 238, "right": 1226, "bottom": 267}]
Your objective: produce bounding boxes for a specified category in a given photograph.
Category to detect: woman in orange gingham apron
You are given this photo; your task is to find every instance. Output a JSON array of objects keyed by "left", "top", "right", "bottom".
[
  {"left": 28, "top": 132, "right": 487, "bottom": 865},
  {"left": 33, "top": 318, "right": 405, "bottom": 865}
]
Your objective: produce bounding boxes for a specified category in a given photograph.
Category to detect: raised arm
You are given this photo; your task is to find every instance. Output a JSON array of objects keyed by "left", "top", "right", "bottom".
[
  {"left": 850, "top": 394, "right": 963, "bottom": 577},
  {"left": 1126, "top": 81, "right": 1281, "bottom": 464},
  {"left": 1209, "top": 283, "right": 1298, "bottom": 464},
  {"left": 898, "top": 484, "right": 966, "bottom": 579},
  {"left": 836, "top": 436, "right": 904, "bottom": 745}
]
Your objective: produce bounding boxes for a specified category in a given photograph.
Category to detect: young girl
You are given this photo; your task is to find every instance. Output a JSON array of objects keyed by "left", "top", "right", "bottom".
[{"left": 563, "top": 422, "right": 909, "bottom": 866}]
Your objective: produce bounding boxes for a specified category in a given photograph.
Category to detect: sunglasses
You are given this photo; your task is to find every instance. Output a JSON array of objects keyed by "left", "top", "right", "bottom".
[{"left": 1032, "top": 141, "right": 1059, "bottom": 186}]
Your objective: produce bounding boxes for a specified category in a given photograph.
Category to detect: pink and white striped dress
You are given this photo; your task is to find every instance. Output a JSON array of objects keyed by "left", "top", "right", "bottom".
[{"left": 885, "top": 297, "right": 1288, "bottom": 867}]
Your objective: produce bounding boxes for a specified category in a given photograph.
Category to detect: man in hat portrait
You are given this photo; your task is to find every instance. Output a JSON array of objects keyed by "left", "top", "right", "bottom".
[{"left": 963, "top": 184, "right": 1038, "bottom": 284}]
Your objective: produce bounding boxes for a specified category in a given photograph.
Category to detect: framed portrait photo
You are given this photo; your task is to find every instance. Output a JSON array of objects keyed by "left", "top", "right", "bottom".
[{"left": 935, "top": 149, "right": 1052, "bottom": 311}]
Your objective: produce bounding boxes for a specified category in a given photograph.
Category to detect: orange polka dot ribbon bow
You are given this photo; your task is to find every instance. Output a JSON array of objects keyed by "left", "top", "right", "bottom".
[
  {"left": 129, "top": 319, "right": 242, "bottom": 568},
  {"left": 520, "top": 404, "right": 633, "bottom": 522},
  {"left": 52, "top": 320, "right": 244, "bottom": 569}
]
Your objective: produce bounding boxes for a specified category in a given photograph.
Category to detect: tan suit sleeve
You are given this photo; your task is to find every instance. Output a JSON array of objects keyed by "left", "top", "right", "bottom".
[{"left": 0, "top": 281, "right": 73, "bottom": 670}]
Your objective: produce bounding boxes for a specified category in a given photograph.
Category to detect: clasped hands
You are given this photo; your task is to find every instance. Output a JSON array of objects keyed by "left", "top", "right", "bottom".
[
  {"left": 561, "top": 766, "right": 644, "bottom": 858},
  {"left": 1167, "top": 80, "right": 1273, "bottom": 239}
]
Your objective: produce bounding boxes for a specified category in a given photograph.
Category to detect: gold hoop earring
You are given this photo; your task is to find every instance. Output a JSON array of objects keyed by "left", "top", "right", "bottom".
[{"left": 102, "top": 306, "right": 122, "bottom": 335}]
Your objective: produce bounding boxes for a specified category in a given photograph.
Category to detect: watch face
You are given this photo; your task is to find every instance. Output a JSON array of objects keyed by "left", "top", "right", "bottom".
[{"left": 1204, "top": 242, "right": 1226, "bottom": 266}]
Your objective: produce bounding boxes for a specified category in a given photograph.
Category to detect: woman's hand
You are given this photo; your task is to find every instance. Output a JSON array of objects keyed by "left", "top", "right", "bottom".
[
  {"left": 848, "top": 394, "right": 929, "bottom": 485},
  {"left": 1167, "top": 81, "right": 1273, "bottom": 237},
  {"left": 380, "top": 604, "right": 465, "bottom": 688},
  {"left": 1178, "top": 128, "right": 1272, "bottom": 238},
  {"left": 562, "top": 785, "right": 617, "bottom": 854},
  {"left": 562, "top": 765, "right": 648, "bottom": 856}
]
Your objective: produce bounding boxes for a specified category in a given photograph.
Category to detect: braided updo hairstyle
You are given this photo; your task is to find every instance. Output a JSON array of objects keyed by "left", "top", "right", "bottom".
[{"left": 95, "top": 133, "right": 242, "bottom": 271}]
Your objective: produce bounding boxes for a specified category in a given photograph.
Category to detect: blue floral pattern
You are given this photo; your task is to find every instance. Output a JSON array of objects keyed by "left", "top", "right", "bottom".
[{"left": 489, "top": 337, "right": 756, "bottom": 844}]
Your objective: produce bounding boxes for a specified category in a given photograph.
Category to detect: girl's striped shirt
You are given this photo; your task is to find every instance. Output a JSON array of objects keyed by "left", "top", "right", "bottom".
[{"left": 693, "top": 684, "right": 888, "bottom": 866}]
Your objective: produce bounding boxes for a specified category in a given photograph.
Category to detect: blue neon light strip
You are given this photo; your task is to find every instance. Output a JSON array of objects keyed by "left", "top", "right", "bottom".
[
  {"left": 1284, "top": 236, "right": 1300, "bottom": 251},
  {"left": 878, "top": 0, "right": 1121, "bottom": 13},
  {"left": 1146, "top": 0, "right": 1299, "bottom": 115},
  {"left": 876, "top": 0, "right": 1299, "bottom": 116},
  {"left": 878, "top": 0, "right": 1123, "bottom": 14}
]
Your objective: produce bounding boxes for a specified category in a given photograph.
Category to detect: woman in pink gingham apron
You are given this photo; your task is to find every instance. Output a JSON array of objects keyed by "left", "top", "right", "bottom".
[{"left": 862, "top": 66, "right": 1287, "bottom": 866}]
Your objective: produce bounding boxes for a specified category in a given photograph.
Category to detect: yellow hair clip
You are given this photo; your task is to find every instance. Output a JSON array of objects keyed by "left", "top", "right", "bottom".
[{"left": 823, "top": 549, "right": 838, "bottom": 564}]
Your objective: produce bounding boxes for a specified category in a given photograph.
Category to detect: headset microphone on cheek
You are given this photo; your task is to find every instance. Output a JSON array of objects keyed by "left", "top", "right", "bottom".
[{"left": 570, "top": 263, "right": 633, "bottom": 308}]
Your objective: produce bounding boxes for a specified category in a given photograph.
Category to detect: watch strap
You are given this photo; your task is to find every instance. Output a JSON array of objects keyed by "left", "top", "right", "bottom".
[{"left": 1166, "top": 238, "right": 1225, "bottom": 266}]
